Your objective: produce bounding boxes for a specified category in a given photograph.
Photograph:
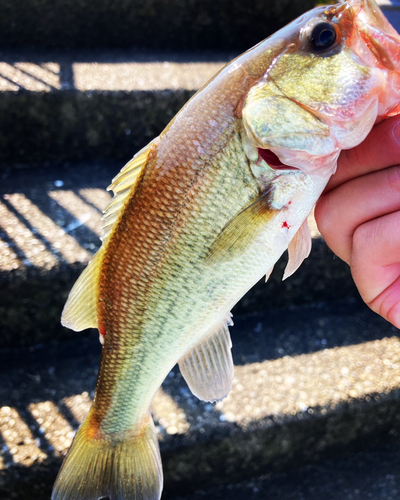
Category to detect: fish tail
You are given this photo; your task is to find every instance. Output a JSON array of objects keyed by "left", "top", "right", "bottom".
[{"left": 52, "top": 412, "right": 163, "bottom": 500}]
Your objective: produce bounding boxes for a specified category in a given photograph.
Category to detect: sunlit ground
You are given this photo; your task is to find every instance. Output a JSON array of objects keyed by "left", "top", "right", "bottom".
[
  {"left": 1, "top": 334, "right": 399, "bottom": 469},
  {"left": 0, "top": 59, "right": 226, "bottom": 93}
]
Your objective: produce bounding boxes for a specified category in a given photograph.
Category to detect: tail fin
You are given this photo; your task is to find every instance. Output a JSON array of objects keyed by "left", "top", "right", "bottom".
[{"left": 52, "top": 414, "right": 163, "bottom": 500}]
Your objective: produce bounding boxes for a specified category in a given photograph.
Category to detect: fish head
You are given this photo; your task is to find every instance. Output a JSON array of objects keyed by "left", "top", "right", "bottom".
[{"left": 241, "top": 0, "right": 400, "bottom": 177}]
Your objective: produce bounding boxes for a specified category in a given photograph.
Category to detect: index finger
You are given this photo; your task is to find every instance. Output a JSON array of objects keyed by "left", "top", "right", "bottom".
[{"left": 324, "top": 115, "right": 400, "bottom": 193}]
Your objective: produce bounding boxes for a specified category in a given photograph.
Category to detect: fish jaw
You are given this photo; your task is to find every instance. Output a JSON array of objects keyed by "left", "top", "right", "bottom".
[
  {"left": 348, "top": 0, "right": 400, "bottom": 117},
  {"left": 241, "top": 0, "right": 400, "bottom": 178}
]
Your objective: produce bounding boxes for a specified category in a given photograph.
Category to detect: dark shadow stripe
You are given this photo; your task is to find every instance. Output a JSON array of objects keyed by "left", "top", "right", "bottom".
[
  {"left": 10, "top": 64, "right": 59, "bottom": 91},
  {"left": 1, "top": 196, "right": 65, "bottom": 263},
  {"left": 0, "top": 431, "right": 15, "bottom": 466},
  {"left": 31, "top": 190, "right": 101, "bottom": 252},
  {"left": 75, "top": 191, "right": 104, "bottom": 215},
  {"left": 58, "top": 61, "right": 75, "bottom": 90},
  {"left": 0, "top": 71, "right": 21, "bottom": 89},
  {"left": 16, "top": 405, "right": 55, "bottom": 458},
  {"left": 56, "top": 401, "right": 81, "bottom": 431},
  {"left": 0, "top": 224, "right": 28, "bottom": 266}
]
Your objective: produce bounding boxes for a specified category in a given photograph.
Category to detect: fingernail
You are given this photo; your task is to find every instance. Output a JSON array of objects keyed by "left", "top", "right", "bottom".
[{"left": 392, "top": 120, "right": 400, "bottom": 144}]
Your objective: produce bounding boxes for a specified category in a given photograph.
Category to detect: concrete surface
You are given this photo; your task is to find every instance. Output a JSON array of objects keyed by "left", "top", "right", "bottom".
[
  {"left": 173, "top": 442, "right": 400, "bottom": 500},
  {"left": 0, "top": 0, "right": 315, "bottom": 51},
  {"left": 0, "top": 50, "right": 232, "bottom": 166},
  {"left": 0, "top": 298, "right": 399, "bottom": 499},
  {"left": 0, "top": 161, "right": 360, "bottom": 348}
]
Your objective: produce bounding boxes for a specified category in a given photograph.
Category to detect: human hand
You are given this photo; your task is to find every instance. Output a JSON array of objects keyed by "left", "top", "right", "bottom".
[{"left": 314, "top": 116, "right": 400, "bottom": 329}]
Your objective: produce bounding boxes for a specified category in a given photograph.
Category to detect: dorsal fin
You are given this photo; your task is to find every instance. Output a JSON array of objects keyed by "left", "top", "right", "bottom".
[
  {"left": 178, "top": 313, "right": 234, "bottom": 402},
  {"left": 102, "top": 139, "right": 157, "bottom": 242},
  {"left": 62, "top": 139, "right": 156, "bottom": 333},
  {"left": 283, "top": 219, "right": 312, "bottom": 280},
  {"left": 61, "top": 247, "right": 104, "bottom": 331}
]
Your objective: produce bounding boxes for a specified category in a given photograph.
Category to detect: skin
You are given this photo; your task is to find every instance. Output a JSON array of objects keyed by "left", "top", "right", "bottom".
[{"left": 315, "top": 115, "right": 400, "bottom": 328}]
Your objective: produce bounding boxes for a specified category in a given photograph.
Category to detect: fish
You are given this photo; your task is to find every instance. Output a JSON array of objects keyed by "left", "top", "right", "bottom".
[{"left": 52, "top": 1, "right": 400, "bottom": 499}]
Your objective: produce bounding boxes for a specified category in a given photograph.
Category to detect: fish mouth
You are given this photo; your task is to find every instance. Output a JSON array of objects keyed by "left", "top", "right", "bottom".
[
  {"left": 257, "top": 148, "right": 300, "bottom": 171},
  {"left": 351, "top": 0, "right": 400, "bottom": 71}
]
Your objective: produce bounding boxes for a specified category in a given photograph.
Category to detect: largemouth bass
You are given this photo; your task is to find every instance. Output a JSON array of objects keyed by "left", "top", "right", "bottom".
[{"left": 53, "top": 1, "right": 400, "bottom": 499}]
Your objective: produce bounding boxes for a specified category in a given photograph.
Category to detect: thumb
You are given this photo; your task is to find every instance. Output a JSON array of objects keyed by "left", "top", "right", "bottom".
[{"left": 325, "top": 115, "right": 400, "bottom": 192}]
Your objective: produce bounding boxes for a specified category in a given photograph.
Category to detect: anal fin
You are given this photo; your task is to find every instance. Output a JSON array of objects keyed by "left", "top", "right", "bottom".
[{"left": 179, "top": 314, "right": 234, "bottom": 402}]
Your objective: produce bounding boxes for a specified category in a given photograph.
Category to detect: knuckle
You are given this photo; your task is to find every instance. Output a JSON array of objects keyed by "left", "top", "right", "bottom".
[
  {"left": 345, "top": 143, "right": 369, "bottom": 171},
  {"left": 352, "top": 221, "right": 374, "bottom": 254},
  {"left": 385, "top": 165, "right": 400, "bottom": 194}
]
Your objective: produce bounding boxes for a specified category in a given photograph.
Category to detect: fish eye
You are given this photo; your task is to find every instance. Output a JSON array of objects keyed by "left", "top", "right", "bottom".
[{"left": 308, "top": 21, "right": 337, "bottom": 50}]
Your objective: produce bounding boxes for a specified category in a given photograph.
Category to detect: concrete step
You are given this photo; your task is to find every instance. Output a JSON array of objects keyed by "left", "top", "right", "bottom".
[
  {"left": 0, "top": 0, "right": 314, "bottom": 51},
  {"left": 1, "top": 0, "right": 400, "bottom": 168},
  {"left": 0, "top": 161, "right": 359, "bottom": 348},
  {"left": 1, "top": 298, "right": 399, "bottom": 499},
  {"left": 0, "top": 49, "right": 233, "bottom": 166}
]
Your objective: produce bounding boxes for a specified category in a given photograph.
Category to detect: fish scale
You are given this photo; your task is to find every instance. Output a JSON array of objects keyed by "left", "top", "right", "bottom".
[{"left": 96, "top": 126, "right": 261, "bottom": 434}]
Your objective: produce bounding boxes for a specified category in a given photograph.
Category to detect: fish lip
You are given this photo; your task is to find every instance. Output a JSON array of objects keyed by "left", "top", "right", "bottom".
[{"left": 350, "top": 0, "right": 400, "bottom": 70}]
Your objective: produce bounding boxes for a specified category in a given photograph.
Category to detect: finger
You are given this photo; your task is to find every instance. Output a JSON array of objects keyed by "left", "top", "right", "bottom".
[
  {"left": 315, "top": 165, "right": 400, "bottom": 263},
  {"left": 325, "top": 116, "right": 400, "bottom": 192},
  {"left": 351, "top": 210, "right": 400, "bottom": 329}
]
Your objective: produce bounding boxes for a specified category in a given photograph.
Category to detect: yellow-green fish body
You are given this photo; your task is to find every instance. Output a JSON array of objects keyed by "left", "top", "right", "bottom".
[{"left": 53, "top": 1, "right": 400, "bottom": 499}]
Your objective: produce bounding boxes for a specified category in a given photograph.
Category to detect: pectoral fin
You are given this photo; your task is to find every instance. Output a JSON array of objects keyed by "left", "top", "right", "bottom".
[
  {"left": 283, "top": 219, "right": 312, "bottom": 280},
  {"left": 206, "top": 187, "right": 278, "bottom": 264},
  {"left": 179, "top": 314, "right": 234, "bottom": 402},
  {"left": 265, "top": 266, "right": 274, "bottom": 282}
]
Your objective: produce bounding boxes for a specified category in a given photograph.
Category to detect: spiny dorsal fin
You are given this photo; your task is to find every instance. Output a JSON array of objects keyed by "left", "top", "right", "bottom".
[
  {"left": 102, "top": 139, "right": 157, "bottom": 242},
  {"left": 61, "top": 247, "right": 104, "bottom": 331},
  {"left": 178, "top": 313, "right": 234, "bottom": 402},
  {"left": 283, "top": 219, "right": 312, "bottom": 280},
  {"left": 206, "top": 187, "right": 278, "bottom": 265}
]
